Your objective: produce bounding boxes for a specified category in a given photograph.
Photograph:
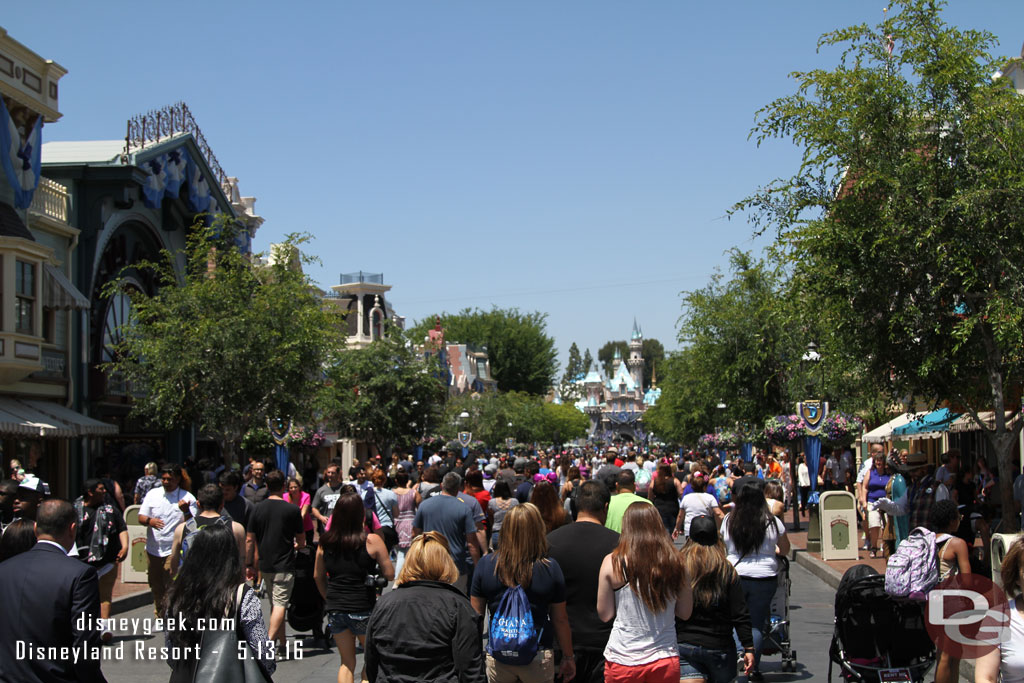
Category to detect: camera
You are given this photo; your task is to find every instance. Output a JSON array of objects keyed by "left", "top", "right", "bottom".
[{"left": 364, "top": 574, "right": 388, "bottom": 590}]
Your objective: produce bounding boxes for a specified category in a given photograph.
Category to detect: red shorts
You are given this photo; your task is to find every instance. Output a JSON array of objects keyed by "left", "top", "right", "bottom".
[{"left": 604, "top": 656, "right": 679, "bottom": 683}]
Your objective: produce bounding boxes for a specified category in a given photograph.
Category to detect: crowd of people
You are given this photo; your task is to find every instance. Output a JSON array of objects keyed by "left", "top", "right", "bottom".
[{"left": 2, "top": 441, "right": 1024, "bottom": 683}]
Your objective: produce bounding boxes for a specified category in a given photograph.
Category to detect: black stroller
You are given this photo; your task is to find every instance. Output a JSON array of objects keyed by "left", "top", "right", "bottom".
[
  {"left": 828, "top": 564, "right": 935, "bottom": 682},
  {"left": 287, "top": 543, "right": 328, "bottom": 647}
]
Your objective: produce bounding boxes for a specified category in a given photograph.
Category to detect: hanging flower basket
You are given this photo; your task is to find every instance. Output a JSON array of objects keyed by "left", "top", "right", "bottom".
[
  {"left": 762, "top": 415, "right": 806, "bottom": 444},
  {"left": 821, "top": 413, "right": 865, "bottom": 446},
  {"left": 697, "top": 433, "right": 718, "bottom": 450}
]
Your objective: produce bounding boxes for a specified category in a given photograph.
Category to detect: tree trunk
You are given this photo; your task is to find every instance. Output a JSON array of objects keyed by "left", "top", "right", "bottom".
[{"left": 985, "top": 427, "right": 1020, "bottom": 533}]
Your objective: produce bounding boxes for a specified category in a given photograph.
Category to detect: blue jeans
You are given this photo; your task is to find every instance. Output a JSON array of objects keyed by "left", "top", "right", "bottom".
[
  {"left": 678, "top": 643, "right": 736, "bottom": 682},
  {"left": 739, "top": 576, "right": 777, "bottom": 669}
]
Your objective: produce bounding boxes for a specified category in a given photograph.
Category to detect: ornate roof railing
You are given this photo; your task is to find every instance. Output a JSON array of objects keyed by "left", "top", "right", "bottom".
[{"left": 123, "top": 101, "right": 227, "bottom": 186}]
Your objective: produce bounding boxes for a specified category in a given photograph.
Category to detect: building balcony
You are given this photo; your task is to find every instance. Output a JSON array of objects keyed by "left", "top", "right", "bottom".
[
  {"left": 0, "top": 331, "right": 43, "bottom": 384},
  {"left": 28, "top": 177, "right": 69, "bottom": 224}
]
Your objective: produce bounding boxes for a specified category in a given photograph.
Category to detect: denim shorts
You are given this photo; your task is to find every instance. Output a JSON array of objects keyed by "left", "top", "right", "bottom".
[
  {"left": 327, "top": 610, "right": 371, "bottom": 636},
  {"left": 677, "top": 643, "right": 737, "bottom": 683}
]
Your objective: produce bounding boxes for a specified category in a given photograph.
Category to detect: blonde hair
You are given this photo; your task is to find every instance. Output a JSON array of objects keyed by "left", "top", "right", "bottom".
[
  {"left": 145, "top": 462, "right": 158, "bottom": 476},
  {"left": 496, "top": 503, "right": 548, "bottom": 587},
  {"left": 395, "top": 532, "right": 459, "bottom": 586},
  {"left": 681, "top": 538, "right": 737, "bottom": 608}
]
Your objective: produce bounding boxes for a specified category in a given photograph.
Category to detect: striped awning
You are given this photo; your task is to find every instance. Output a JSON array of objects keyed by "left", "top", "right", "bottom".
[
  {"left": 0, "top": 398, "right": 117, "bottom": 437},
  {"left": 43, "top": 264, "right": 90, "bottom": 311},
  {"left": 949, "top": 411, "right": 1021, "bottom": 433}
]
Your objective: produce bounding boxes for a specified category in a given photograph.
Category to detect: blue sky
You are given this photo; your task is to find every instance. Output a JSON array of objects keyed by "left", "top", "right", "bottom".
[{"left": 7, "top": 2, "right": 1024, "bottom": 377}]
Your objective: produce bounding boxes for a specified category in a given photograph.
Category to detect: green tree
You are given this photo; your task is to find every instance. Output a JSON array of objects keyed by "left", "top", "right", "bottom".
[
  {"left": 737, "top": 0, "right": 1024, "bottom": 528},
  {"left": 598, "top": 341, "right": 628, "bottom": 378},
  {"left": 539, "top": 401, "right": 589, "bottom": 447},
  {"left": 582, "top": 348, "right": 594, "bottom": 375},
  {"left": 409, "top": 308, "right": 557, "bottom": 395},
  {"left": 324, "top": 325, "right": 447, "bottom": 454},
  {"left": 103, "top": 220, "right": 342, "bottom": 463},
  {"left": 559, "top": 342, "right": 585, "bottom": 402}
]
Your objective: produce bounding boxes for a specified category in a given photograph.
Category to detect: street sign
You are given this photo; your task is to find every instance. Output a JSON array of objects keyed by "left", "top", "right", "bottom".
[{"left": 819, "top": 490, "right": 859, "bottom": 561}]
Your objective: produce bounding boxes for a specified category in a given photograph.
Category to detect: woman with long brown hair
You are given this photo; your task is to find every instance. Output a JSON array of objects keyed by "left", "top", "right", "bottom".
[
  {"left": 677, "top": 515, "right": 754, "bottom": 683},
  {"left": 650, "top": 463, "right": 685, "bottom": 534},
  {"left": 597, "top": 502, "right": 693, "bottom": 683},
  {"left": 314, "top": 491, "right": 394, "bottom": 683},
  {"left": 531, "top": 480, "right": 569, "bottom": 533},
  {"left": 470, "top": 503, "right": 576, "bottom": 682}
]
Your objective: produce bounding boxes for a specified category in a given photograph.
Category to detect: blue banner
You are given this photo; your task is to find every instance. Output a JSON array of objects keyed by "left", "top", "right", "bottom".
[
  {"left": 462, "top": 446, "right": 469, "bottom": 460},
  {"left": 0, "top": 97, "right": 42, "bottom": 209},
  {"left": 741, "top": 443, "right": 753, "bottom": 462},
  {"left": 275, "top": 444, "right": 289, "bottom": 475},
  {"left": 804, "top": 434, "right": 822, "bottom": 504},
  {"left": 414, "top": 446, "right": 423, "bottom": 461}
]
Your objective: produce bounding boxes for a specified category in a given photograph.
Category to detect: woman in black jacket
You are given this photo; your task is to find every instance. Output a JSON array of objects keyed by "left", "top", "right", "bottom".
[
  {"left": 677, "top": 515, "right": 755, "bottom": 683},
  {"left": 365, "top": 531, "right": 485, "bottom": 683}
]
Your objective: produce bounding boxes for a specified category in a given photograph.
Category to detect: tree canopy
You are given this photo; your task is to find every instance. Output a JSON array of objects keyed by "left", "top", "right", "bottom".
[
  {"left": 322, "top": 325, "right": 447, "bottom": 455},
  {"left": 736, "top": 0, "right": 1024, "bottom": 527},
  {"left": 103, "top": 220, "right": 342, "bottom": 461},
  {"left": 409, "top": 307, "right": 558, "bottom": 395},
  {"left": 439, "top": 391, "right": 588, "bottom": 448},
  {"left": 597, "top": 338, "right": 665, "bottom": 389},
  {"left": 558, "top": 342, "right": 585, "bottom": 403}
]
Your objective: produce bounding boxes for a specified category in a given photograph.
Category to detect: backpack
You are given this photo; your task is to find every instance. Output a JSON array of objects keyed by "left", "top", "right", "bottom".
[
  {"left": 884, "top": 526, "right": 939, "bottom": 599},
  {"left": 635, "top": 468, "right": 652, "bottom": 494},
  {"left": 714, "top": 476, "right": 732, "bottom": 504},
  {"left": 180, "top": 513, "right": 231, "bottom": 564},
  {"left": 488, "top": 584, "right": 541, "bottom": 665}
]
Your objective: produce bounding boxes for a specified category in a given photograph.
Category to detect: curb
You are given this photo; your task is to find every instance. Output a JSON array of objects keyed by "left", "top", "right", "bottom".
[
  {"left": 792, "top": 549, "right": 974, "bottom": 682},
  {"left": 111, "top": 589, "right": 152, "bottom": 616}
]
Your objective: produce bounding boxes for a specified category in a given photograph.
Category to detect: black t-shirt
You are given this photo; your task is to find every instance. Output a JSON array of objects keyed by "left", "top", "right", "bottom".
[
  {"left": 470, "top": 553, "right": 566, "bottom": 649},
  {"left": 77, "top": 505, "right": 127, "bottom": 566},
  {"left": 222, "top": 494, "right": 253, "bottom": 531},
  {"left": 547, "top": 521, "right": 620, "bottom": 650},
  {"left": 248, "top": 498, "right": 304, "bottom": 573}
]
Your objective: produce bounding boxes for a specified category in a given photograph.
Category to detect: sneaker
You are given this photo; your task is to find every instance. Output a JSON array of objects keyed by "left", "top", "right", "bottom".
[
  {"left": 748, "top": 671, "right": 765, "bottom": 682},
  {"left": 100, "top": 629, "right": 113, "bottom": 644}
]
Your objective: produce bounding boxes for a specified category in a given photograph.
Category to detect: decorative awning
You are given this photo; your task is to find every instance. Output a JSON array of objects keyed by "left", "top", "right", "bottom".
[
  {"left": 948, "top": 411, "right": 1021, "bottom": 433},
  {"left": 0, "top": 398, "right": 117, "bottom": 437},
  {"left": 862, "top": 413, "right": 918, "bottom": 443},
  {"left": 43, "top": 264, "right": 90, "bottom": 311},
  {"left": 892, "top": 408, "right": 961, "bottom": 440},
  {"left": 24, "top": 399, "right": 118, "bottom": 437}
]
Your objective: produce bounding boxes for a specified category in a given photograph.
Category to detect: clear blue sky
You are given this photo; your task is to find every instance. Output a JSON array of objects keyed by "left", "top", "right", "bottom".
[{"left": 7, "top": 2, "right": 1024, "bottom": 377}]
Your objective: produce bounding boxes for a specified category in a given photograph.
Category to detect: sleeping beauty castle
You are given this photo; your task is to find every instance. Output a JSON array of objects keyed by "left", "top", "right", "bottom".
[{"left": 575, "top": 321, "right": 661, "bottom": 443}]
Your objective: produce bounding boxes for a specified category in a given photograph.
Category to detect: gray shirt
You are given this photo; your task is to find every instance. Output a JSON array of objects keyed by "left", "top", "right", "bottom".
[{"left": 413, "top": 495, "right": 476, "bottom": 573}]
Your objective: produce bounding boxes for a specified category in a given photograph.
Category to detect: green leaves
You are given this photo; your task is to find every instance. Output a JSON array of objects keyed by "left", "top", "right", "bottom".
[
  {"left": 407, "top": 307, "right": 558, "bottom": 395},
  {"left": 103, "top": 218, "right": 344, "bottom": 458}
]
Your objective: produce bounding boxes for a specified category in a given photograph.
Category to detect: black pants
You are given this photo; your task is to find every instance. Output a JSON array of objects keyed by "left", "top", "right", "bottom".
[
  {"left": 799, "top": 486, "right": 811, "bottom": 510},
  {"left": 556, "top": 648, "right": 606, "bottom": 683}
]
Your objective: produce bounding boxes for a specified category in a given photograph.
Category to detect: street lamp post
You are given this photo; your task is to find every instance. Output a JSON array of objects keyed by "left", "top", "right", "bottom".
[{"left": 800, "top": 340, "right": 825, "bottom": 550}]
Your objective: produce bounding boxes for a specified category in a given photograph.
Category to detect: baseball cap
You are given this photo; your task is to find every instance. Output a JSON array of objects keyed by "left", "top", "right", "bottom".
[
  {"left": 18, "top": 475, "right": 47, "bottom": 496},
  {"left": 689, "top": 515, "right": 718, "bottom": 546},
  {"left": 484, "top": 464, "right": 497, "bottom": 478}
]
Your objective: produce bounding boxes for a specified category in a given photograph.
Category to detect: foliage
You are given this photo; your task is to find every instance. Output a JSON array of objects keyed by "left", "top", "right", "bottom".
[
  {"left": 558, "top": 342, "right": 585, "bottom": 402},
  {"left": 103, "top": 219, "right": 342, "bottom": 462},
  {"left": 322, "top": 325, "right": 447, "bottom": 454},
  {"left": 821, "top": 413, "right": 865, "bottom": 446},
  {"left": 582, "top": 348, "right": 594, "bottom": 375},
  {"left": 762, "top": 415, "right": 807, "bottom": 444},
  {"left": 736, "top": 0, "right": 1024, "bottom": 528},
  {"left": 438, "top": 391, "right": 588, "bottom": 448},
  {"left": 408, "top": 307, "right": 558, "bottom": 395}
]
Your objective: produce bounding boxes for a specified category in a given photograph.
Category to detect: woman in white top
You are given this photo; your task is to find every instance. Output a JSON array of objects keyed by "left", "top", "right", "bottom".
[
  {"left": 598, "top": 502, "right": 693, "bottom": 683},
  {"left": 672, "top": 471, "right": 724, "bottom": 539},
  {"left": 976, "top": 537, "right": 1024, "bottom": 683},
  {"left": 721, "top": 481, "right": 790, "bottom": 682},
  {"left": 797, "top": 454, "right": 811, "bottom": 514}
]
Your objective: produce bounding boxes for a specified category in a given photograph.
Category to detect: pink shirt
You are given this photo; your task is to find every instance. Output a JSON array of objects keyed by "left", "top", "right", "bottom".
[{"left": 284, "top": 490, "right": 314, "bottom": 532}]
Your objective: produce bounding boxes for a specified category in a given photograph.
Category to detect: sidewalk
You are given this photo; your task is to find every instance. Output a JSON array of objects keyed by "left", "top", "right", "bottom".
[
  {"left": 785, "top": 516, "right": 974, "bottom": 682},
  {"left": 111, "top": 572, "right": 151, "bottom": 615}
]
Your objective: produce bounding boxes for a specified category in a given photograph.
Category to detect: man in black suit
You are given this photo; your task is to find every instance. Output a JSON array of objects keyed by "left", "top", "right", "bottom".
[{"left": 0, "top": 499, "right": 106, "bottom": 682}]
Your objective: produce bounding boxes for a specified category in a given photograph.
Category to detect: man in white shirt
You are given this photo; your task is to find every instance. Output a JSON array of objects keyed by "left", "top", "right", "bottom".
[{"left": 137, "top": 465, "right": 197, "bottom": 617}]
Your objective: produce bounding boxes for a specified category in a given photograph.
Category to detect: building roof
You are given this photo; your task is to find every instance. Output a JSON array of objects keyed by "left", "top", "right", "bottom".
[
  {"left": 42, "top": 139, "right": 123, "bottom": 165},
  {"left": 583, "top": 368, "right": 603, "bottom": 384},
  {"left": 0, "top": 201, "right": 35, "bottom": 240},
  {"left": 608, "top": 359, "right": 637, "bottom": 392}
]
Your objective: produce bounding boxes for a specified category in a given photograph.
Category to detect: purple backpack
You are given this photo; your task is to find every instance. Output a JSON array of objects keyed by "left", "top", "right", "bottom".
[{"left": 884, "top": 526, "right": 939, "bottom": 600}]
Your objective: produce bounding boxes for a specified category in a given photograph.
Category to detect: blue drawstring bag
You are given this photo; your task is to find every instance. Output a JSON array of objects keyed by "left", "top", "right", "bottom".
[{"left": 488, "top": 585, "right": 541, "bottom": 665}]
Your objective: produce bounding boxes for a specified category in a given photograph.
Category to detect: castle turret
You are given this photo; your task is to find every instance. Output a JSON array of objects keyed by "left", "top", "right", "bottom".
[{"left": 627, "top": 318, "right": 644, "bottom": 393}]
